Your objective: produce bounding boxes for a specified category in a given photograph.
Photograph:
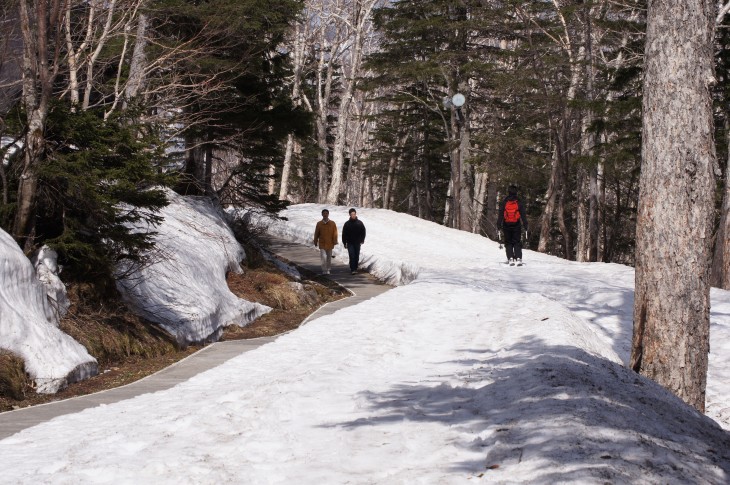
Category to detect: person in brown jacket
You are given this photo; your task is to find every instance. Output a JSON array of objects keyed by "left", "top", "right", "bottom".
[{"left": 313, "top": 209, "right": 338, "bottom": 274}]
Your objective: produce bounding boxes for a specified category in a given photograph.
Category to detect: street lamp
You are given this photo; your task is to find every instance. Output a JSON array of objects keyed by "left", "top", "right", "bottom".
[
  {"left": 443, "top": 93, "right": 466, "bottom": 229},
  {"left": 443, "top": 93, "right": 466, "bottom": 124},
  {"left": 452, "top": 93, "right": 465, "bottom": 124}
]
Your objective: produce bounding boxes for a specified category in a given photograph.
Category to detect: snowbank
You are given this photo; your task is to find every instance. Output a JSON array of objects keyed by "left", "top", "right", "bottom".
[
  {"left": 0, "top": 230, "right": 97, "bottom": 394},
  {"left": 116, "top": 190, "right": 271, "bottom": 345},
  {"left": 261, "top": 204, "right": 730, "bottom": 431}
]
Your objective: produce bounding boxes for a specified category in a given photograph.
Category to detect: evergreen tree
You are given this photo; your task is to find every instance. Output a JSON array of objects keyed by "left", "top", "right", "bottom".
[
  {"left": 150, "top": 0, "right": 308, "bottom": 213},
  {"left": 365, "top": 0, "right": 503, "bottom": 228},
  {"left": 34, "top": 102, "right": 170, "bottom": 288}
]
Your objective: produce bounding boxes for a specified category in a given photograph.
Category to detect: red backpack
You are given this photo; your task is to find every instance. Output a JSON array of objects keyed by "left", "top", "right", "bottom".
[{"left": 504, "top": 199, "right": 520, "bottom": 224}]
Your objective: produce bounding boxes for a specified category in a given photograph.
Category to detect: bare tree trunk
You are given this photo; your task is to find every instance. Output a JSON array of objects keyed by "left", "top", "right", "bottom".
[
  {"left": 81, "top": 0, "right": 117, "bottom": 110},
  {"left": 471, "top": 170, "right": 488, "bottom": 234},
  {"left": 383, "top": 131, "right": 407, "bottom": 210},
  {"left": 14, "top": 0, "right": 64, "bottom": 249},
  {"left": 64, "top": 0, "right": 94, "bottom": 106},
  {"left": 422, "top": 135, "right": 433, "bottom": 221},
  {"left": 596, "top": 158, "right": 605, "bottom": 261},
  {"left": 313, "top": 26, "right": 338, "bottom": 203},
  {"left": 577, "top": 5, "right": 599, "bottom": 262},
  {"left": 448, "top": 107, "right": 460, "bottom": 228},
  {"left": 630, "top": 0, "right": 716, "bottom": 412},
  {"left": 383, "top": 155, "right": 397, "bottom": 210},
  {"left": 325, "top": 0, "right": 376, "bottom": 204},
  {"left": 267, "top": 164, "right": 276, "bottom": 195},
  {"left": 457, "top": 110, "right": 473, "bottom": 231},
  {"left": 280, "top": 18, "right": 308, "bottom": 201},
  {"left": 407, "top": 165, "right": 418, "bottom": 216},
  {"left": 363, "top": 175, "right": 373, "bottom": 207},
  {"left": 204, "top": 144, "right": 214, "bottom": 197},
  {"left": 576, "top": 125, "right": 598, "bottom": 261},
  {"left": 280, "top": 134, "right": 296, "bottom": 200},
  {"left": 576, "top": 165, "right": 590, "bottom": 261},
  {"left": 443, "top": 179, "right": 453, "bottom": 226},
  {"left": 534, "top": 1, "right": 582, "bottom": 256},
  {"left": 711, "top": 117, "right": 730, "bottom": 288},
  {"left": 588, "top": 164, "right": 599, "bottom": 261},
  {"left": 538, "top": 144, "right": 560, "bottom": 253},
  {"left": 356, "top": 152, "right": 368, "bottom": 207},
  {"left": 486, "top": 180, "right": 498, "bottom": 239},
  {"left": 124, "top": 11, "right": 147, "bottom": 105},
  {"left": 344, "top": 107, "right": 367, "bottom": 205},
  {"left": 317, "top": 142, "right": 328, "bottom": 203},
  {"left": 557, "top": 181, "right": 572, "bottom": 259}
]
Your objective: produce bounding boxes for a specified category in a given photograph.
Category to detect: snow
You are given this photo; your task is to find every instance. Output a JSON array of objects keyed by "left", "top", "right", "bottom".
[
  {"left": 0, "top": 230, "right": 97, "bottom": 394},
  {"left": 1, "top": 204, "right": 729, "bottom": 483},
  {"left": 116, "top": 189, "right": 272, "bottom": 345},
  {"left": 1, "top": 136, "right": 21, "bottom": 166},
  {"left": 30, "top": 245, "right": 70, "bottom": 318}
]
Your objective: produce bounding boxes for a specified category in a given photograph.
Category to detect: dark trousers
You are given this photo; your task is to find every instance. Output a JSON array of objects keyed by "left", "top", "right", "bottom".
[
  {"left": 503, "top": 224, "right": 523, "bottom": 260},
  {"left": 346, "top": 243, "right": 361, "bottom": 271}
]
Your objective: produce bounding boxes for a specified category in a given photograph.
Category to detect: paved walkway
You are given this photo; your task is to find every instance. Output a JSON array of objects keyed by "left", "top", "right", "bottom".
[{"left": 0, "top": 236, "right": 392, "bottom": 440}]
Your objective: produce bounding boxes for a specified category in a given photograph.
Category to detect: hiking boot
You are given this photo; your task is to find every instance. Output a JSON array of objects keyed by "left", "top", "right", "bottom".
[
  {"left": 516, "top": 258, "right": 523, "bottom": 266},
  {"left": 509, "top": 258, "right": 515, "bottom": 266},
  {"left": 351, "top": 270, "right": 357, "bottom": 274}
]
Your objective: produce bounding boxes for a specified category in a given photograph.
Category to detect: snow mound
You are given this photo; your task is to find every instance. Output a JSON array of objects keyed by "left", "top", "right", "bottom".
[
  {"left": 116, "top": 190, "right": 271, "bottom": 345},
  {"left": 0, "top": 229, "right": 97, "bottom": 394}
]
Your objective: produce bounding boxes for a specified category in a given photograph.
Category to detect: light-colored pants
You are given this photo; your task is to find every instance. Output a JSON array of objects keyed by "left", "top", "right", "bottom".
[{"left": 320, "top": 248, "right": 332, "bottom": 272}]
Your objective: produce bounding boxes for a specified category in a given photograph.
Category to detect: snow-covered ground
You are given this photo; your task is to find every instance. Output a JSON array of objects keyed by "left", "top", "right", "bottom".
[
  {"left": 0, "top": 229, "right": 97, "bottom": 393},
  {"left": 1, "top": 205, "right": 729, "bottom": 483},
  {"left": 116, "top": 190, "right": 271, "bottom": 345}
]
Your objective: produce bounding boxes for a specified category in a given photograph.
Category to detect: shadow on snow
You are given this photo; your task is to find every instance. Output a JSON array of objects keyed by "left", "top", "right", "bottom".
[{"left": 326, "top": 339, "right": 730, "bottom": 483}]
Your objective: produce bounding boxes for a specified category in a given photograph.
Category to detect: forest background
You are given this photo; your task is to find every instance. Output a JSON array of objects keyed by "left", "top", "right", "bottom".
[{"left": 0, "top": 0, "right": 663, "bottom": 278}]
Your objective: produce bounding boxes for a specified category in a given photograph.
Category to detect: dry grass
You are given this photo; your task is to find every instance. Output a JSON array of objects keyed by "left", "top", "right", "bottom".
[
  {"left": 60, "top": 284, "right": 179, "bottom": 366},
  {"left": 0, "top": 250, "right": 347, "bottom": 412},
  {"left": 0, "top": 351, "right": 32, "bottom": 401},
  {"left": 222, "top": 263, "right": 346, "bottom": 339}
]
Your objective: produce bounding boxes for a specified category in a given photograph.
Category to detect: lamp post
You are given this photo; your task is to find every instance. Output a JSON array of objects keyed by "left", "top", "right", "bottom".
[{"left": 443, "top": 93, "right": 465, "bottom": 229}]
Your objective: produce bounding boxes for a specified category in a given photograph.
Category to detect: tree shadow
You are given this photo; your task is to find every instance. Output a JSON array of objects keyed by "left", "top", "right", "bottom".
[
  {"left": 327, "top": 339, "right": 730, "bottom": 483},
  {"left": 509, "top": 270, "right": 637, "bottom": 364}
]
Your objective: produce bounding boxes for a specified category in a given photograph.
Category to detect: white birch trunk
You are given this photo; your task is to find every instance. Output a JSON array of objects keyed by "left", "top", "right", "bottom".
[
  {"left": 280, "top": 18, "right": 308, "bottom": 200},
  {"left": 124, "top": 11, "right": 147, "bottom": 104},
  {"left": 14, "top": 0, "right": 64, "bottom": 248},
  {"left": 325, "top": 0, "right": 376, "bottom": 204},
  {"left": 82, "top": 0, "right": 118, "bottom": 111},
  {"left": 471, "top": 170, "right": 489, "bottom": 234}
]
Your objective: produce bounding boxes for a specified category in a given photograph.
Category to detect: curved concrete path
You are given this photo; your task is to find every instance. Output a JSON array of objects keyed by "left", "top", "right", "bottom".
[{"left": 0, "top": 236, "right": 392, "bottom": 440}]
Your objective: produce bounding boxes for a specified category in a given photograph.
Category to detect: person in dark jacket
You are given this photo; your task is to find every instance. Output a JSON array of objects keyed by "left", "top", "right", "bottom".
[
  {"left": 497, "top": 185, "right": 528, "bottom": 265},
  {"left": 342, "top": 208, "right": 366, "bottom": 274}
]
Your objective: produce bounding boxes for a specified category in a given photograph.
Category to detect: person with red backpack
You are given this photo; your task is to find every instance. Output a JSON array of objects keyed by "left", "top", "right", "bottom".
[{"left": 497, "top": 185, "right": 528, "bottom": 266}]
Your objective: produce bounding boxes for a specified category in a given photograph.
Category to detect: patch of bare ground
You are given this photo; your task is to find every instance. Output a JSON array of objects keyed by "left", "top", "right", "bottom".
[{"left": 0, "top": 255, "right": 347, "bottom": 413}]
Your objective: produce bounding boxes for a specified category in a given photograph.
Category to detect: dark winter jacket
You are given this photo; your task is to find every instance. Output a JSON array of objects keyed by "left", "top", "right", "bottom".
[
  {"left": 497, "top": 195, "right": 528, "bottom": 230},
  {"left": 342, "top": 218, "right": 366, "bottom": 246}
]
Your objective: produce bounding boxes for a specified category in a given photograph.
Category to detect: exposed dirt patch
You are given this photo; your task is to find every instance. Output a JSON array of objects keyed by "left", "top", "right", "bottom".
[{"left": 0, "top": 256, "right": 347, "bottom": 412}]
